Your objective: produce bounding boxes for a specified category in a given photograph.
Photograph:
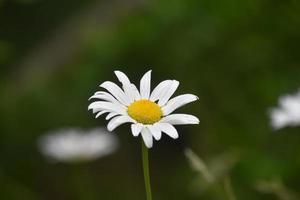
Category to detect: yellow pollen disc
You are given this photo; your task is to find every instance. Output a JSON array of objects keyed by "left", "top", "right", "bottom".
[{"left": 127, "top": 100, "right": 163, "bottom": 124}]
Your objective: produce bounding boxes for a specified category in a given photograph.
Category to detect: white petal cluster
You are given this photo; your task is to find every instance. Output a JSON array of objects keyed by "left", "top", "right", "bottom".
[
  {"left": 38, "top": 128, "right": 119, "bottom": 163},
  {"left": 88, "top": 70, "right": 199, "bottom": 148},
  {"left": 270, "top": 89, "right": 300, "bottom": 130}
]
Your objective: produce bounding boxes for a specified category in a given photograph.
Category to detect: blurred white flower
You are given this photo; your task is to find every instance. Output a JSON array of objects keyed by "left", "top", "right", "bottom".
[
  {"left": 38, "top": 128, "right": 119, "bottom": 163},
  {"left": 270, "top": 90, "right": 300, "bottom": 130}
]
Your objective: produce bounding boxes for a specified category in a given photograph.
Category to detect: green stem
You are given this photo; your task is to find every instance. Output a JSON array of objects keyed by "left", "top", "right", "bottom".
[
  {"left": 224, "top": 175, "right": 237, "bottom": 200},
  {"left": 142, "top": 141, "right": 152, "bottom": 200}
]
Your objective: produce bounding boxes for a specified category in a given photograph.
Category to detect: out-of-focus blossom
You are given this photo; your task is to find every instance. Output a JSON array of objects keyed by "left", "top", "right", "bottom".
[
  {"left": 38, "top": 128, "right": 119, "bottom": 163},
  {"left": 270, "top": 90, "right": 300, "bottom": 130}
]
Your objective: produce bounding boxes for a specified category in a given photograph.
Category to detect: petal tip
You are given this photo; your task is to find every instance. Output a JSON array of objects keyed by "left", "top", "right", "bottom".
[
  {"left": 193, "top": 117, "right": 200, "bottom": 124},
  {"left": 88, "top": 96, "right": 94, "bottom": 101},
  {"left": 114, "top": 70, "right": 122, "bottom": 76},
  {"left": 99, "top": 82, "right": 106, "bottom": 87},
  {"left": 144, "top": 70, "right": 152, "bottom": 76},
  {"left": 189, "top": 94, "right": 199, "bottom": 101},
  {"left": 192, "top": 116, "right": 200, "bottom": 124},
  {"left": 107, "top": 126, "right": 113, "bottom": 132},
  {"left": 145, "top": 143, "right": 153, "bottom": 148}
]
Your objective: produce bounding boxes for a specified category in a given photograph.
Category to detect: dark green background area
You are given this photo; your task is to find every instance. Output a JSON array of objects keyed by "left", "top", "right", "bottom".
[{"left": 1, "top": 0, "right": 300, "bottom": 199}]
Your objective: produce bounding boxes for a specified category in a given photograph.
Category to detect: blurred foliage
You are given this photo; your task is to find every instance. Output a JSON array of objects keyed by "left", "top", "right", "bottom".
[
  {"left": 255, "top": 178, "right": 299, "bottom": 200},
  {"left": 0, "top": 0, "right": 300, "bottom": 199}
]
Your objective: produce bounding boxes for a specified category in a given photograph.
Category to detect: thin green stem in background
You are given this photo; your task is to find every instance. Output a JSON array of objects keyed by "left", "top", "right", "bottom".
[
  {"left": 224, "top": 175, "right": 237, "bottom": 200},
  {"left": 142, "top": 141, "right": 152, "bottom": 200}
]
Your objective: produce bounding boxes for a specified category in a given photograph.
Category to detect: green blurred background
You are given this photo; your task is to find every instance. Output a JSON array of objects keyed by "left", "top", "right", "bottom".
[{"left": 1, "top": 0, "right": 300, "bottom": 199}]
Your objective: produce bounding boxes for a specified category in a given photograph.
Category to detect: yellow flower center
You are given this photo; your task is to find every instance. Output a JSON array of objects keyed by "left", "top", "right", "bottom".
[{"left": 127, "top": 100, "right": 163, "bottom": 124}]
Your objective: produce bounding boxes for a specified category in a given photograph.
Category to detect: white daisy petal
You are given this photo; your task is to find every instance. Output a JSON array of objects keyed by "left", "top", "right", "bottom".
[
  {"left": 114, "top": 71, "right": 134, "bottom": 103},
  {"left": 141, "top": 127, "right": 153, "bottom": 148},
  {"left": 88, "top": 102, "right": 108, "bottom": 114},
  {"left": 89, "top": 92, "right": 115, "bottom": 101},
  {"left": 158, "top": 80, "right": 179, "bottom": 106},
  {"left": 88, "top": 101, "right": 126, "bottom": 115},
  {"left": 114, "top": 70, "right": 131, "bottom": 84},
  {"left": 150, "top": 80, "right": 173, "bottom": 102},
  {"left": 160, "top": 114, "right": 200, "bottom": 125},
  {"left": 107, "top": 116, "right": 135, "bottom": 132},
  {"left": 140, "top": 70, "right": 152, "bottom": 99},
  {"left": 158, "top": 123, "right": 179, "bottom": 139},
  {"left": 147, "top": 124, "right": 162, "bottom": 140},
  {"left": 100, "top": 81, "right": 131, "bottom": 105},
  {"left": 131, "top": 123, "right": 143, "bottom": 137},
  {"left": 130, "top": 83, "right": 141, "bottom": 100},
  {"left": 95, "top": 110, "right": 110, "bottom": 118},
  {"left": 162, "top": 94, "right": 199, "bottom": 115},
  {"left": 106, "top": 112, "right": 119, "bottom": 120},
  {"left": 89, "top": 92, "right": 126, "bottom": 109}
]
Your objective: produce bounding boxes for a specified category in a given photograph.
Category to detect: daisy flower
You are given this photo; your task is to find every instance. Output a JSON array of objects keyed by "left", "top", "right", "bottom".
[
  {"left": 38, "top": 128, "right": 119, "bottom": 163},
  {"left": 270, "top": 89, "right": 300, "bottom": 130},
  {"left": 88, "top": 70, "right": 199, "bottom": 148}
]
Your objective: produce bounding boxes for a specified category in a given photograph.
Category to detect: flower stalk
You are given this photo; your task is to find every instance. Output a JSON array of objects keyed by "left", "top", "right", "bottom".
[{"left": 142, "top": 141, "right": 152, "bottom": 200}]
